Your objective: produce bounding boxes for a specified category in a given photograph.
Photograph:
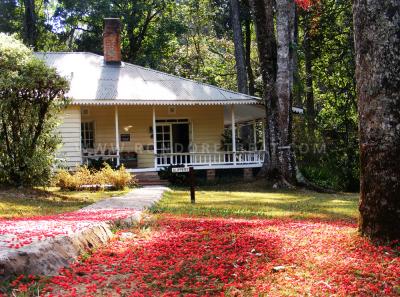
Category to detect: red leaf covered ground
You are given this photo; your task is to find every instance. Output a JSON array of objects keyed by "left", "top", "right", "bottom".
[
  {"left": 9, "top": 215, "right": 399, "bottom": 296},
  {"left": 0, "top": 209, "right": 139, "bottom": 249}
]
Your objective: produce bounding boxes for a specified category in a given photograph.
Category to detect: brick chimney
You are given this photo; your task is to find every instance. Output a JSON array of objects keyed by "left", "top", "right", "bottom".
[{"left": 103, "top": 18, "right": 121, "bottom": 65}]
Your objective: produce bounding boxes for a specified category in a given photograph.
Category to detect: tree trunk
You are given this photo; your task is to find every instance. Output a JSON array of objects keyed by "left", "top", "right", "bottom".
[
  {"left": 276, "top": 0, "right": 296, "bottom": 183},
  {"left": 245, "top": 18, "right": 255, "bottom": 96},
  {"left": 303, "top": 15, "right": 316, "bottom": 140},
  {"left": 292, "top": 6, "right": 302, "bottom": 107},
  {"left": 353, "top": 0, "right": 400, "bottom": 241},
  {"left": 23, "top": 0, "right": 37, "bottom": 49},
  {"left": 249, "top": 0, "right": 277, "bottom": 175},
  {"left": 230, "top": 0, "right": 248, "bottom": 94}
]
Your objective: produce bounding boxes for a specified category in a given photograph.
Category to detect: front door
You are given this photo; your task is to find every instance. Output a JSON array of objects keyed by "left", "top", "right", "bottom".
[
  {"left": 172, "top": 123, "right": 189, "bottom": 153},
  {"left": 156, "top": 121, "right": 190, "bottom": 165}
]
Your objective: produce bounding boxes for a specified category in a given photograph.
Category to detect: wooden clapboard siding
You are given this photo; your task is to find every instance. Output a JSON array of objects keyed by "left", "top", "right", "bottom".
[
  {"left": 155, "top": 106, "right": 224, "bottom": 152},
  {"left": 118, "top": 106, "right": 154, "bottom": 168},
  {"left": 57, "top": 106, "right": 82, "bottom": 168}
]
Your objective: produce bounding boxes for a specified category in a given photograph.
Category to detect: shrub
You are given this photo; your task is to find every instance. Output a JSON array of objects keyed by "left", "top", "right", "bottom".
[
  {"left": 99, "top": 164, "right": 134, "bottom": 190},
  {"left": 0, "top": 34, "right": 69, "bottom": 186},
  {"left": 55, "top": 166, "right": 93, "bottom": 190},
  {"left": 55, "top": 164, "right": 136, "bottom": 191},
  {"left": 55, "top": 169, "right": 77, "bottom": 190}
]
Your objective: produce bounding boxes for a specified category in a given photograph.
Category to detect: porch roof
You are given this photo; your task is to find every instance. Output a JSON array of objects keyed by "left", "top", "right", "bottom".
[{"left": 35, "top": 52, "right": 261, "bottom": 106}]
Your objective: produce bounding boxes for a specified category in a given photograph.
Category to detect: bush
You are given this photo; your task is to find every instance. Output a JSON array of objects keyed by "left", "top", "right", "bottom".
[
  {"left": 0, "top": 34, "right": 69, "bottom": 186},
  {"left": 55, "top": 164, "right": 136, "bottom": 191},
  {"left": 100, "top": 164, "right": 133, "bottom": 190}
]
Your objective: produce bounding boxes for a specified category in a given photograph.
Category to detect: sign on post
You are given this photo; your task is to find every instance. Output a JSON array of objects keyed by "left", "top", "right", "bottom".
[
  {"left": 188, "top": 167, "right": 195, "bottom": 204},
  {"left": 171, "top": 166, "right": 195, "bottom": 203},
  {"left": 172, "top": 167, "right": 190, "bottom": 173}
]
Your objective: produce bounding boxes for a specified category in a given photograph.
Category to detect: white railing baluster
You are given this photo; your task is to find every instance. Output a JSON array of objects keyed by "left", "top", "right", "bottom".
[{"left": 154, "top": 150, "right": 266, "bottom": 169}]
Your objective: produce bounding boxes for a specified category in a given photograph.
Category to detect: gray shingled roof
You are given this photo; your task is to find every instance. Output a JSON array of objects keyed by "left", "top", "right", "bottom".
[{"left": 34, "top": 52, "right": 261, "bottom": 105}]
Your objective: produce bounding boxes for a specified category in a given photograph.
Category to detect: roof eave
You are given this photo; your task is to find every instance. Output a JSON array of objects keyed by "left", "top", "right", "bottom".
[{"left": 70, "top": 99, "right": 262, "bottom": 106}]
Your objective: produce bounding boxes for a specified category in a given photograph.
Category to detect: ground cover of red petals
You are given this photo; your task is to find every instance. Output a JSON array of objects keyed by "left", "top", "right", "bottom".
[
  {"left": 9, "top": 215, "right": 398, "bottom": 297},
  {"left": 0, "top": 209, "right": 139, "bottom": 250}
]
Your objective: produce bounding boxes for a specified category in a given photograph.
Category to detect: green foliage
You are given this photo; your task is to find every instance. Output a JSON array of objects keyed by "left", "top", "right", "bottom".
[
  {"left": 56, "top": 164, "right": 136, "bottom": 191},
  {"left": 0, "top": 33, "right": 69, "bottom": 186},
  {"left": 158, "top": 0, "right": 261, "bottom": 92},
  {"left": 295, "top": 0, "right": 359, "bottom": 191},
  {"left": 53, "top": 0, "right": 186, "bottom": 66}
]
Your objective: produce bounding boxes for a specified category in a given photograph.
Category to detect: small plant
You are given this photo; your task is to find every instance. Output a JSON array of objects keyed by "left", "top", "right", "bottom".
[
  {"left": 99, "top": 164, "right": 134, "bottom": 190},
  {"left": 55, "top": 166, "right": 94, "bottom": 190},
  {"left": 55, "top": 164, "right": 136, "bottom": 191}
]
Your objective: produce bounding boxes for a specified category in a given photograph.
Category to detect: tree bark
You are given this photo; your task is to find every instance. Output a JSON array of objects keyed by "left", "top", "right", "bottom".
[
  {"left": 353, "top": 0, "right": 400, "bottom": 241},
  {"left": 249, "top": 0, "right": 277, "bottom": 175},
  {"left": 292, "top": 7, "right": 302, "bottom": 107},
  {"left": 230, "top": 0, "right": 249, "bottom": 94},
  {"left": 245, "top": 18, "right": 255, "bottom": 96},
  {"left": 276, "top": 0, "right": 296, "bottom": 183},
  {"left": 23, "top": 0, "right": 37, "bottom": 49}
]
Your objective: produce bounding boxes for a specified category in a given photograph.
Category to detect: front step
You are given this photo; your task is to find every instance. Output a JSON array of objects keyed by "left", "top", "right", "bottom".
[{"left": 133, "top": 172, "right": 169, "bottom": 186}]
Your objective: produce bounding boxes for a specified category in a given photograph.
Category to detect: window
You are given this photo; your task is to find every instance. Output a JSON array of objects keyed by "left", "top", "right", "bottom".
[
  {"left": 81, "top": 122, "right": 94, "bottom": 149},
  {"left": 156, "top": 124, "right": 172, "bottom": 154}
]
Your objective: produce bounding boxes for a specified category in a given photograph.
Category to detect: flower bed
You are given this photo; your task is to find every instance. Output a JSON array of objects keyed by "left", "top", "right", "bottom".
[{"left": 8, "top": 215, "right": 398, "bottom": 296}]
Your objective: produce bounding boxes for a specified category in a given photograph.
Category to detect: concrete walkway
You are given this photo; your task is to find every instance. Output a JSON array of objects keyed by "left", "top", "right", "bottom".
[
  {"left": 83, "top": 186, "right": 167, "bottom": 210},
  {"left": 0, "top": 186, "right": 168, "bottom": 280}
]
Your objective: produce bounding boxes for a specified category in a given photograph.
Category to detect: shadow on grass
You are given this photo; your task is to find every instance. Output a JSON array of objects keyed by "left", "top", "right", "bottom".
[
  {"left": 0, "top": 187, "right": 127, "bottom": 218},
  {"left": 152, "top": 182, "right": 359, "bottom": 222}
]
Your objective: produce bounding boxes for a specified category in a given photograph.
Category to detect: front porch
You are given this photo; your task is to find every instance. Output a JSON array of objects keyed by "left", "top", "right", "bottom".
[{"left": 76, "top": 104, "right": 266, "bottom": 172}]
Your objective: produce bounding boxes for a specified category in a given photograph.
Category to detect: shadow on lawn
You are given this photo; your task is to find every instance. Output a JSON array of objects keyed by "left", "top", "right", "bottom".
[
  {"left": 0, "top": 188, "right": 95, "bottom": 219},
  {"left": 153, "top": 183, "right": 359, "bottom": 222}
]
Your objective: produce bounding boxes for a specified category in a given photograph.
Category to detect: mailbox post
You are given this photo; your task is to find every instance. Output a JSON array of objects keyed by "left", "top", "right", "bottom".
[
  {"left": 189, "top": 167, "right": 195, "bottom": 203},
  {"left": 171, "top": 166, "right": 196, "bottom": 203}
]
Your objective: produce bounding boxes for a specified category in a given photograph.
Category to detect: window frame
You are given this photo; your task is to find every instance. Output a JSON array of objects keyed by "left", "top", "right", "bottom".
[{"left": 81, "top": 121, "right": 95, "bottom": 149}]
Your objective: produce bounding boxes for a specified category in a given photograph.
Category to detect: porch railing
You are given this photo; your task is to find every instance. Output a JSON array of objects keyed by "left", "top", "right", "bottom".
[{"left": 156, "top": 151, "right": 265, "bottom": 168}]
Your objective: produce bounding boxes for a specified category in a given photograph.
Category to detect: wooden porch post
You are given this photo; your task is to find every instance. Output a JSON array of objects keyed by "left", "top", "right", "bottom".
[
  {"left": 114, "top": 106, "right": 120, "bottom": 166},
  {"left": 253, "top": 120, "right": 257, "bottom": 151},
  {"left": 153, "top": 106, "right": 157, "bottom": 169},
  {"left": 262, "top": 119, "right": 266, "bottom": 151},
  {"left": 231, "top": 105, "right": 237, "bottom": 165}
]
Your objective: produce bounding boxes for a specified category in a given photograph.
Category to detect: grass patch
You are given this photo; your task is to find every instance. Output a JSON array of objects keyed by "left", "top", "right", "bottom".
[
  {"left": 151, "top": 180, "right": 359, "bottom": 221},
  {"left": 0, "top": 187, "right": 130, "bottom": 219}
]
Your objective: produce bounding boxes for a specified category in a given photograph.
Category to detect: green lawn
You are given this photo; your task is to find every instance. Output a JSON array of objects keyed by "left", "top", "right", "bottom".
[
  {"left": 0, "top": 187, "right": 130, "bottom": 218},
  {"left": 152, "top": 181, "right": 359, "bottom": 221}
]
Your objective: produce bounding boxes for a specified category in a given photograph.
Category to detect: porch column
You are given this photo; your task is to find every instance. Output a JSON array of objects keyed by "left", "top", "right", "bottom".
[
  {"left": 231, "top": 105, "right": 236, "bottom": 165},
  {"left": 114, "top": 106, "right": 120, "bottom": 166},
  {"left": 152, "top": 106, "right": 157, "bottom": 169},
  {"left": 262, "top": 119, "right": 266, "bottom": 151},
  {"left": 253, "top": 120, "right": 257, "bottom": 151}
]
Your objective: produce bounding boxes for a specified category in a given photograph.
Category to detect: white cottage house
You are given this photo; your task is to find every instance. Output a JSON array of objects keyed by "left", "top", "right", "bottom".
[{"left": 36, "top": 18, "right": 268, "bottom": 179}]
